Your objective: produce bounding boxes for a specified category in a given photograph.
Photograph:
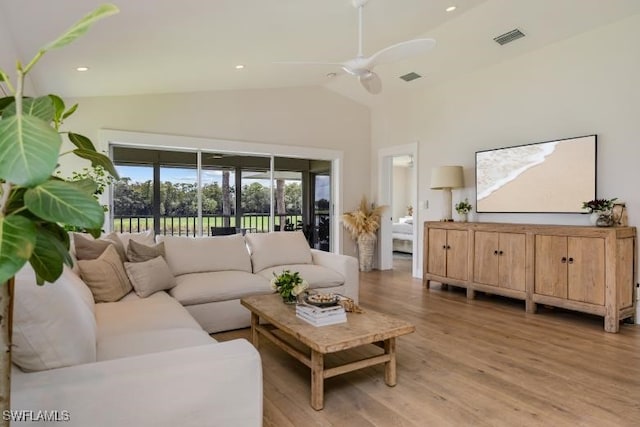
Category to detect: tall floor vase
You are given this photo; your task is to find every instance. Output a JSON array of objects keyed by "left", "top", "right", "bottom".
[{"left": 357, "top": 234, "right": 376, "bottom": 272}]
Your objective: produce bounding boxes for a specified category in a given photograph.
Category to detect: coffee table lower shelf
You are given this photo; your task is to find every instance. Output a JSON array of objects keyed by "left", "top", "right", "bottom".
[{"left": 250, "top": 313, "right": 400, "bottom": 410}]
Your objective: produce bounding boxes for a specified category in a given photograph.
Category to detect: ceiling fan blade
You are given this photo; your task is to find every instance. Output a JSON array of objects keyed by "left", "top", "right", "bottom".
[
  {"left": 273, "top": 61, "right": 344, "bottom": 67},
  {"left": 359, "top": 72, "right": 382, "bottom": 94},
  {"left": 367, "top": 38, "right": 436, "bottom": 68}
]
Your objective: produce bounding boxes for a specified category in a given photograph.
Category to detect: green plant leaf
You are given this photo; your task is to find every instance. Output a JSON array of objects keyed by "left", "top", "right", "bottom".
[
  {"left": 0, "top": 215, "right": 37, "bottom": 284},
  {"left": 0, "top": 97, "right": 15, "bottom": 114},
  {"left": 85, "top": 227, "right": 102, "bottom": 239},
  {"left": 73, "top": 178, "right": 99, "bottom": 194},
  {"left": 29, "top": 227, "right": 67, "bottom": 283},
  {"left": 42, "top": 4, "right": 120, "bottom": 51},
  {"left": 2, "top": 96, "right": 55, "bottom": 122},
  {"left": 62, "top": 103, "right": 78, "bottom": 120},
  {"left": 49, "top": 94, "right": 65, "bottom": 124},
  {"left": 68, "top": 132, "right": 96, "bottom": 151},
  {"left": 0, "top": 114, "right": 61, "bottom": 186},
  {"left": 73, "top": 148, "right": 120, "bottom": 179},
  {"left": 40, "top": 222, "right": 71, "bottom": 254},
  {"left": 24, "top": 180, "right": 105, "bottom": 229}
]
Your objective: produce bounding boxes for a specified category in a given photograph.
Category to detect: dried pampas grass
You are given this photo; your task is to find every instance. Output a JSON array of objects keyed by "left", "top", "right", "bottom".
[{"left": 342, "top": 197, "right": 386, "bottom": 239}]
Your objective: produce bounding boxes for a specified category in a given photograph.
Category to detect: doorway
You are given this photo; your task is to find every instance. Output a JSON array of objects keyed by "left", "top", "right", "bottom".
[{"left": 377, "top": 143, "right": 419, "bottom": 278}]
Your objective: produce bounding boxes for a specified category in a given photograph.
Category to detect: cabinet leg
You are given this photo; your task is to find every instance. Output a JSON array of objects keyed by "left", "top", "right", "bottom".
[
  {"left": 525, "top": 300, "right": 537, "bottom": 314},
  {"left": 466, "top": 288, "right": 475, "bottom": 300},
  {"left": 604, "top": 313, "right": 620, "bottom": 333},
  {"left": 424, "top": 279, "right": 431, "bottom": 289}
]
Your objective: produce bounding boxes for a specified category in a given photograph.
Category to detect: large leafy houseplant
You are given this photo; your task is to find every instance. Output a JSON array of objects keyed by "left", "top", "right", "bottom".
[{"left": 0, "top": 4, "right": 119, "bottom": 419}]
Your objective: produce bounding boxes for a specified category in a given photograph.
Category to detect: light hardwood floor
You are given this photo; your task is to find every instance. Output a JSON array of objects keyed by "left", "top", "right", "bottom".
[{"left": 214, "top": 258, "right": 640, "bottom": 426}]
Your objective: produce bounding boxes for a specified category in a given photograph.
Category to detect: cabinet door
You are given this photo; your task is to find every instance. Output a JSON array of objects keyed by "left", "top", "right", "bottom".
[
  {"left": 499, "top": 233, "right": 526, "bottom": 291},
  {"left": 474, "top": 231, "right": 500, "bottom": 286},
  {"left": 446, "top": 230, "right": 468, "bottom": 281},
  {"left": 427, "top": 228, "right": 447, "bottom": 276},
  {"left": 567, "top": 237, "right": 605, "bottom": 305},
  {"left": 535, "top": 235, "right": 567, "bottom": 298}
]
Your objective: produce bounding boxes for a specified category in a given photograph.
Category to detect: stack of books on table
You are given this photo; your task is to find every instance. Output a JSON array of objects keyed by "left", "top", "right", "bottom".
[{"left": 296, "top": 304, "right": 347, "bottom": 327}]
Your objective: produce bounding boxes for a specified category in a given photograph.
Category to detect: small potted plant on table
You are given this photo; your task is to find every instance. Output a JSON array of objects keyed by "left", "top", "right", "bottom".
[
  {"left": 582, "top": 198, "right": 617, "bottom": 227},
  {"left": 455, "top": 198, "right": 472, "bottom": 222}
]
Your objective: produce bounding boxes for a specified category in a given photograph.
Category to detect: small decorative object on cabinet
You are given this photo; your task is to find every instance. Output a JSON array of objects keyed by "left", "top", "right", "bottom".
[
  {"left": 455, "top": 198, "right": 472, "bottom": 222},
  {"left": 423, "top": 221, "right": 636, "bottom": 333},
  {"left": 612, "top": 201, "right": 628, "bottom": 226},
  {"left": 582, "top": 198, "right": 617, "bottom": 227},
  {"left": 342, "top": 197, "right": 386, "bottom": 271}
]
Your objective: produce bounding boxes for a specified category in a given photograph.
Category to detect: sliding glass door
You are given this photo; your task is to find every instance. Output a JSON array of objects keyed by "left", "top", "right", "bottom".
[{"left": 111, "top": 146, "right": 332, "bottom": 251}]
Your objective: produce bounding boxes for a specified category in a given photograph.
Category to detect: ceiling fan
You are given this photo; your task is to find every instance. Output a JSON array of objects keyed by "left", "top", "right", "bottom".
[{"left": 279, "top": 0, "right": 436, "bottom": 94}]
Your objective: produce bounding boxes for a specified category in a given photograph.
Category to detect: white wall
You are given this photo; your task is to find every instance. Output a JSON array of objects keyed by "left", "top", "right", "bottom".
[
  {"left": 372, "top": 14, "right": 640, "bottom": 284},
  {"left": 59, "top": 86, "right": 371, "bottom": 255}
]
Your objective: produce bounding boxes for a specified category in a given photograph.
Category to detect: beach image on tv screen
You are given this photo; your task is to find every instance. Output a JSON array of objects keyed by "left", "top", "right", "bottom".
[{"left": 476, "top": 135, "right": 596, "bottom": 213}]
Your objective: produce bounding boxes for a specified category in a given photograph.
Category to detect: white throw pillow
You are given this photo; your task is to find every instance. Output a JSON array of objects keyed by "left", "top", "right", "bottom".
[
  {"left": 12, "top": 264, "right": 97, "bottom": 372},
  {"left": 125, "top": 256, "right": 177, "bottom": 298},
  {"left": 245, "top": 231, "right": 312, "bottom": 273}
]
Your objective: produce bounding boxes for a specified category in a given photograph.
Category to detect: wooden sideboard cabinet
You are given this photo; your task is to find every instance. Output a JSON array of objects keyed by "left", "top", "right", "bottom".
[
  {"left": 424, "top": 225, "right": 470, "bottom": 289},
  {"left": 423, "top": 221, "right": 636, "bottom": 333}
]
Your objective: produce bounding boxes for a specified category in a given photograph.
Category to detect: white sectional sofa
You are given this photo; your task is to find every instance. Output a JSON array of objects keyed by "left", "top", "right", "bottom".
[
  {"left": 161, "top": 232, "right": 359, "bottom": 333},
  {"left": 10, "top": 231, "right": 359, "bottom": 426}
]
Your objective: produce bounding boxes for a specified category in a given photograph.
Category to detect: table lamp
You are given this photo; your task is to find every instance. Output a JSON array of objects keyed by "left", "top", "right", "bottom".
[{"left": 430, "top": 166, "right": 464, "bottom": 221}]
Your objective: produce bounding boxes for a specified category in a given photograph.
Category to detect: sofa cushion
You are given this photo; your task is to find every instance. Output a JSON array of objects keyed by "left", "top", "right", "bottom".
[
  {"left": 170, "top": 271, "right": 271, "bottom": 305},
  {"left": 95, "top": 291, "right": 202, "bottom": 340},
  {"left": 118, "top": 229, "right": 155, "bottom": 251},
  {"left": 125, "top": 256, "right": 177, "bottom": 298},
  {"left": 245, "top": 231, "right": 312, "bottom": 272},
  {"left": 256, "top": 264, "right": 345, "bottom": 290},
  {"left": 161, "top": 234, "right": 251, "bottom": 276},
  {"left": 97, "top": 328, "right": 216, "bottom": 361},
  {"left": 78, "top": 245, "right": 133, "bottom": 303},
  {"left": 74, "top": 232, "right": 127, "bottom": 262},
  {"left": 12, "top": 265, "right": 97, "bottom": 372},
  {"left": 127, "top": 240, "right": 165, "bottom": 263}
]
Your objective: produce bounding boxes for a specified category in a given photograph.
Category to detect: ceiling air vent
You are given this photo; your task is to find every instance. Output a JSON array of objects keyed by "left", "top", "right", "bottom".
[
  {"left": 493, "top": 28, "right": 525, "bottom": 46},
  {"left": 399, "top": 72, "right": 422, "bottom": 82}
]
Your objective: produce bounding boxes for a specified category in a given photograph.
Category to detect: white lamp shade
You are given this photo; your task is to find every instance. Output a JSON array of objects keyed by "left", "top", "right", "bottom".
[{"left": 430, "top": 166, "right": 464, "bottom": 189}]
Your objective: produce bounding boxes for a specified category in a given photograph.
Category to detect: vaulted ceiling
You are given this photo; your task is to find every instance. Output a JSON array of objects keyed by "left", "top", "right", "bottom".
[{"left": 1, "top": 0, "right": 639, "bottom": 106}]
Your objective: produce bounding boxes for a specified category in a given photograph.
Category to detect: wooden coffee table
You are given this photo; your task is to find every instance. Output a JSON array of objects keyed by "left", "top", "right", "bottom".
[{"left": 240, "top": 294, "right": 415, "bottom": 410}]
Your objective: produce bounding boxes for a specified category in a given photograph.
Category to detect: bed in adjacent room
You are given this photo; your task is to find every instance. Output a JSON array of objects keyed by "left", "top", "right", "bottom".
[{"left": 392, "top": 216, "right": 414, "bottom": 254}]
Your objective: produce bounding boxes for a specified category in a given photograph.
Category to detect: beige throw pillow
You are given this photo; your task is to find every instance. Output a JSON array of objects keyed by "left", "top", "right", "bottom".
[
  {"left": 127, "top": 240, "right": 165, "bottom": 263},
  {"left": 78, "top": 245, "right": 132, "bottom": 302},
  {"left": 74, "top": 232, "right": 127, "bottom": 262},
  {"left": 124, "top": 256, "right": 177, "bottom": 298}
]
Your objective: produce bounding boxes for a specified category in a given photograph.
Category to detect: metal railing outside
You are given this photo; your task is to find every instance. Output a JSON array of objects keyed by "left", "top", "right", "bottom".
[{"left": 112, "top": 213, "right": 304, "bottom": 236}]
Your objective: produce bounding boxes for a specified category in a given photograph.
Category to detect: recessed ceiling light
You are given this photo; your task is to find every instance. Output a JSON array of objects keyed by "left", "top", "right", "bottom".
[
  {"left": 327, "top": 72, "right": 337, "bottom": 79},
  {"left": 446, "top": 6, "right": 457, "bottom": 12},
  {"left": 76, "top": 66, "right": 89, "bottom": 72},
  {"left": 235, "top": 64, "right": 245, "bottom": 69}
]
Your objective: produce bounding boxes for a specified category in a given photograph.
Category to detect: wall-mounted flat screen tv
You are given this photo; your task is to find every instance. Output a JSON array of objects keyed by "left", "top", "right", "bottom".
[{"left": 476, "top": 135, "right": 596, "bottom": 213}]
